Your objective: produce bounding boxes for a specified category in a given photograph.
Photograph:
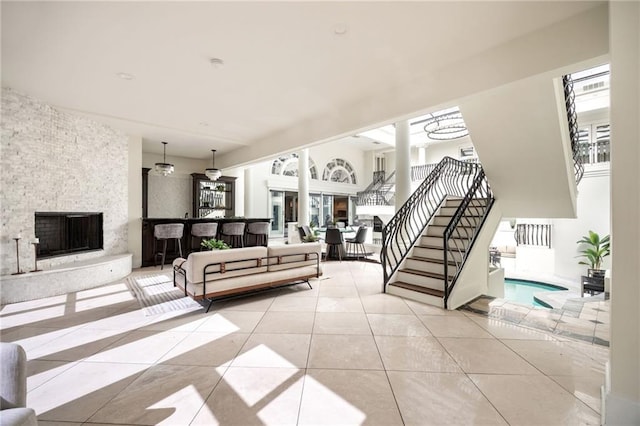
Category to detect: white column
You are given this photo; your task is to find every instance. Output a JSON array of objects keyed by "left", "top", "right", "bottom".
[
  {"left": 127, "top": 135, "right": 143, "bottom": 268},
  {"left": 395, "top": 120, "right": 411, "bottom": 211},
  {"left": 298, "top": 149, "right": 310, "bottom": 226},
  {"left": 418, "top": 146, "right": 426, "bottom": 165},
  {"left": 244, "top": 167, "right": 253, "bottom": 218},
  {"left": 606, "top": 2, "right": 640, "bottom": 424}
]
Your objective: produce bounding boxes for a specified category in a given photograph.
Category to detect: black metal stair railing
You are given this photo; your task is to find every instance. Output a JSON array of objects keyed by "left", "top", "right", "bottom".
[
  {"left": 442, "top": 169, "right": 494, "bottom": 308},
  {"left": 562, "top": 74, "right": 584, "bottom": 185},
  {"left": 381, "top": 157, "right": 482, "bottom": 287},
  {"left": 410, "top": 163, "right": 438, "bottom": 181},
  {"left": 356, "top": 171, "right": 396, "bottom": 206}
]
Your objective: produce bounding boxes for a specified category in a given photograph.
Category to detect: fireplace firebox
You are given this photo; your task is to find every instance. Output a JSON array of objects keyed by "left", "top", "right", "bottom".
[{"left": 35, "top": 212, "right": 103, "bottom": 259}]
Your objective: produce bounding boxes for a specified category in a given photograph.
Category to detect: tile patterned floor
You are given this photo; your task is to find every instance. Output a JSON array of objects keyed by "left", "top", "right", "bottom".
[
  {"left": 1, "top": 261, "right": 607, "bottom": 425},
  {"left": 461, "top": 294, "right": 610, "bottom": 347}
]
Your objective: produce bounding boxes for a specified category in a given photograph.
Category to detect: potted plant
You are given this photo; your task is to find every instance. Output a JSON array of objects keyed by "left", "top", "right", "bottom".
[
  {"left": 303, "top": 234, "right": 319, "bottom": 243},
  {"left": 576, "top": 230, "right": 610, "bottom": 278},
  {"left": 201, "top": 238, "right": 231, "bottom": 250}
]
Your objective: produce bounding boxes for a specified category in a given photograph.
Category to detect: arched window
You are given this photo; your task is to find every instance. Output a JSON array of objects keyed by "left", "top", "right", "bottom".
[
  {"left": 322, "top": 158, "right": 357, "bottom": 184},
  {"left": 270, "top": 154, "right": 318, "bottom": 179}
]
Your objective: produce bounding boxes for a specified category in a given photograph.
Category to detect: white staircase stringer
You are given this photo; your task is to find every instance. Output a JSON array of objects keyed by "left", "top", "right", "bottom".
[{"left": 446, "top": 200, "right": 503, "bottom": 310}]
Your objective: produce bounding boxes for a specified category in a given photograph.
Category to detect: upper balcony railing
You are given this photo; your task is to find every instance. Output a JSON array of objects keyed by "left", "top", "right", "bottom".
[{"left": 576, "top": 123, "right": 610, "bottom": 166}]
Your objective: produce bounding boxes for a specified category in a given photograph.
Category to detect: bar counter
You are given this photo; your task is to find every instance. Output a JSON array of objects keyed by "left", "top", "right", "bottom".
[{"left": 142, "top": 217, "right": 271, "bottom": 267}]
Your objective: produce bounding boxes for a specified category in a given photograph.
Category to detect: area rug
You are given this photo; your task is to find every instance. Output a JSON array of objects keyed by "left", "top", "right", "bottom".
[{"left": 126, "top": 273, "right": 201, "bottom": 316}]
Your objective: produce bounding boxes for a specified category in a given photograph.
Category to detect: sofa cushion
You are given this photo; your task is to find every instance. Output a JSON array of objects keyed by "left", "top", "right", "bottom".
[
  {"left": 0, "top": 408, "right": 37, "bottom": 426},
  {"left": 267, "top": 243, "right": 322, "bottom": 272},
  {"left": 181, "top": 265, "right": 321, "bottom": 299},
  {"left": 182, "top": 247, "right": 268, "bottom": 284}
]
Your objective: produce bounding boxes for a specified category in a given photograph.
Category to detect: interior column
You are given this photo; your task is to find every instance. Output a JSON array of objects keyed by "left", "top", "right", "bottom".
[
  {"left": 127, "top": 135, "right": 143, "bottom": 268},
  {"left": 606, "top": 1, "right": 640, "bottom": 423},
  {"left": 298, "top": 148, "right": 310, "bottom": 227},
  {"left": 244, "top": 167, "right": 253, "bottom": 218},
  {"left": 418, "top": 145, "right": 426, "bottom": 165},
  {"left": 395, "top": 120, "right": 411, "bottom": 211}
]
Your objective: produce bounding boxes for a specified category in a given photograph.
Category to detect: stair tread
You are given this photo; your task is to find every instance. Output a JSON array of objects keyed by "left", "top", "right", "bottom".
[
  {"left": 407, "top": 255, "right": 458, "bottom": 265},
  {"left": 429, "top": 224, "right": 477, "bottom": 228},
  {"left": 389, "top": 281, "right": 445, "bottom": 298},
  {"left": 415, "top": 244, "right": 467, "bottom": 252},
  {"left": 400, "top": 268, "right": 455, "bottom": 279},
  {"left": 421, "top": 235, "right": 466, "bottom": 240},
  {"left": 436, "top": 213, "right": 484, "bottom": 217}
]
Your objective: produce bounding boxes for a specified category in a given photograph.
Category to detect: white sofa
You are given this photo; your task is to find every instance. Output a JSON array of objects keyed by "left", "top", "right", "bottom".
[
  {"left": 0, "top": 343, "right": 37, "bottom": 426},
  {"left": 173, "top": 242, "right": 322, "bottom": 311}
]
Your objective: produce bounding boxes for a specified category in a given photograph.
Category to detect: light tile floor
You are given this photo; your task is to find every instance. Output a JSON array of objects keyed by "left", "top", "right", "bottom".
[{"left": 1, "top": 261, "right": 607, "bottom": 425}]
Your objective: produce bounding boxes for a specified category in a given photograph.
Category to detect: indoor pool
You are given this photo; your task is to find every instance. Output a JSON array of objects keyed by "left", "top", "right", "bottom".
[{"left": 504, "top": 278, "right": 567, "bottom": 308}]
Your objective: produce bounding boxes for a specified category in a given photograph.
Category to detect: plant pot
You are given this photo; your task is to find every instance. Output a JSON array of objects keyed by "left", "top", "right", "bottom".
[{"left": 588, "top": 268, "right": 606, "bottom": 279}]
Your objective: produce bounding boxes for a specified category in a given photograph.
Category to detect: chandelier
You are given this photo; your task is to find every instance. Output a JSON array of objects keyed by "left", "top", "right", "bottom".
[
  {"left": 423, "top": 109, "right": 469, "bottom": 140},
  {"left": 205, "top": 149, "right": 222, "bottom": 181},
  {"left": 154, "top": 142, "right": 174, "bottom": 176}
]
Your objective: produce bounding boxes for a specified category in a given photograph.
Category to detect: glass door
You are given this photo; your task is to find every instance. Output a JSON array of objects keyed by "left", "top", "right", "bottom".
[
  {"left": 322, "top": 194, "right": 333, "bottom": 227},
  {"left": 310, "top": 193, "right": 321, "bottom": 228},
  {"left": 269, "top": 190, "right": 284, "bottom": 237}
]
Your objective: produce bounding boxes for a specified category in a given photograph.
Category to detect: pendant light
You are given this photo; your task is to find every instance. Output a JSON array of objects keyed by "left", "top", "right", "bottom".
[
  {"left": 205, "top": 149, "right": 222, "bottom": 181},
  {"left": 154, "top": 141, "right": 174, "bottom": 176}
]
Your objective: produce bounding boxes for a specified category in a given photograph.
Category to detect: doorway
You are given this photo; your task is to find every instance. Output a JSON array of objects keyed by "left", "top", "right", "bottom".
[{"left": 333, "top": 196, "right": 348, "bottom": 224}]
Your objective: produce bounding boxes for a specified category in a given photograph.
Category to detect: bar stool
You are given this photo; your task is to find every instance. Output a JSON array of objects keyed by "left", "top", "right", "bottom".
[
  {"left": 220, "top": 222, "right": 246, "bottom": 248},
  {"left": 154, "top": 223, "right": 184, "bottom": 269},
  {"left": 246, "top": 222, "right": 270, "bottom": 246},
  {"left": 191, "top": 222, "right": 218, "bottom": 252}
]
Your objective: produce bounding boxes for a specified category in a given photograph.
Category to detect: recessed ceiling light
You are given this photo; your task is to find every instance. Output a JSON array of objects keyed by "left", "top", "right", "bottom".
[
  {"left": 199, "top": 122, "right": 209, "bottom": 127},
  {"left": 209, "top": 58, "right": 224, "bottom": 68},
  {"left": 116, "top": 72, "right": 135, "bottom": 80},
  {"left": 333, "top": 23, "right": 348, "bottom": 35}
]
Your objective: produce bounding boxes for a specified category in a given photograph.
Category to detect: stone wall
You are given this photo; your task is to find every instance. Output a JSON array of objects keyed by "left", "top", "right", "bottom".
[
  {"left": 0, "top": 88, "right": 129, "bottom": 275},
  {"left": 147, "top": 174, "right": 192, "bottom": 218}
]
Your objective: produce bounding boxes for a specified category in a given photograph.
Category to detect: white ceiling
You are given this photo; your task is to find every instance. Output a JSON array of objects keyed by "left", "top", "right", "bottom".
[{"left": 1, "top": 1, "right": 603, "bottom": 164}]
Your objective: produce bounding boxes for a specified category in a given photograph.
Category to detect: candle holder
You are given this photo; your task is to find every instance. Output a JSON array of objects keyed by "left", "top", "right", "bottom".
[
  {"left": 11, "top": 237, "right": 25, "bottom": 275},
  {"left": 31, "top": 242, "right": 41, "bottom": 272}
]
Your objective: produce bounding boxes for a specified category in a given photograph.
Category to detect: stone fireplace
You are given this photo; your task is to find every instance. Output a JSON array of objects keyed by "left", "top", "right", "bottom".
[{"left": 35, "top": 212, "right": 103, "bottom": 259}]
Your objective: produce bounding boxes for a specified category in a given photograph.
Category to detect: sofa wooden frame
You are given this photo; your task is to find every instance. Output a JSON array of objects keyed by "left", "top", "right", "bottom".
[{"left": 173, "top": 251, "right": 321, "bottom": 312}]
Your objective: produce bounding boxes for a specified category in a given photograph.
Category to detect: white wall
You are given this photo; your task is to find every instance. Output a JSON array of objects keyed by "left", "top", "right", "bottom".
[
  {"left": 142, "top": 153, "right": 207, "bottom": 218},
  {"left": 0, "top": 88, "right": 129, "bottom": 275},
  {"left": 459, "top": 73, "right": 578, "bottom": 218},
  {"left": 553, "top": 168, "right": 611, "bottom": 280},
  {"left": 606, "top": 2, "right": 640, "bottom": 422},
  {"left": 423, "top": 136, "right": 474, "bottom": 164}
]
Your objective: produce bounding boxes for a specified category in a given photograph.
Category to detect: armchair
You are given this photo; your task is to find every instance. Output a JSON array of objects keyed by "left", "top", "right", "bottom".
[{"left": 0, "top": 343, "right": 37, "bottom": 425}]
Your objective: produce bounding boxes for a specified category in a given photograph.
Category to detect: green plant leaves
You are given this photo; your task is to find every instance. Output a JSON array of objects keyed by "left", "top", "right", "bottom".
[
  {"left": 576, "top": 230, "right": 610, "bottom": 270},
  {"left": 201, "top": 238, "right": 231, "bottom": 250}
]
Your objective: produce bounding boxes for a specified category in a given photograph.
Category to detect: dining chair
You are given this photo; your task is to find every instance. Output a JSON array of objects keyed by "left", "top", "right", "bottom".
[
  {"left": 346, "top": 226, "right": 368, "bottom": 260},
  {"left": 324, "top": 227, "right": 345, "bottom": 261}
]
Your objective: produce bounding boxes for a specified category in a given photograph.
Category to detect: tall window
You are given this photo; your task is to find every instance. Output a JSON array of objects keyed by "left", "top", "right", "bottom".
[
  {"left": 322, "top": 158, "right": 357, "bottom": 184},
  {"left": 271, "top": 154, "right": 318, "bottom": 179}
]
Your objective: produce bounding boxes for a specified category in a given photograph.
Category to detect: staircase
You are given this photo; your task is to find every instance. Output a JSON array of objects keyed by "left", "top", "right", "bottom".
[
  {"left": 357, "top": 171, "right": 395, "bottom": 206},
  {"left": 381, "top": 157, "right": 494, "bottom": 309},
  {"left": 386, "top": 197, "right": 489, "bottom": 307}
]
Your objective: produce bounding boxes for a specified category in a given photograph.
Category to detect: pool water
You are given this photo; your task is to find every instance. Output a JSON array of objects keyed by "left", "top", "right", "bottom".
[{"left": 504, "top": 278, "right": 566, "bottom": 307}]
